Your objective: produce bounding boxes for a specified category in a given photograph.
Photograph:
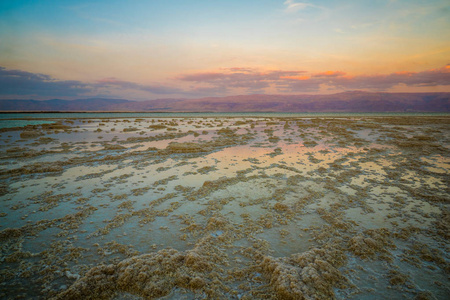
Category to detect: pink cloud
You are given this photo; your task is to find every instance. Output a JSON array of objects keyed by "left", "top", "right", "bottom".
[
  {"left": 176, "top": 72, "right": 227, "bottom": 82},
  {"left": 177, "top": 65, "right": 450, "bottom": 94},
  {"left": 95, "top": 77, "right": 182, "bottom": 94},
  {"left": 312, "top": 71, "right": 346, "bottom": 77},
  {"left": 221, "top": 67, "right": 256, "bottom": 73},
  {"left": 177, "top": 69, "right": 309, "bottom": 93},
  {"left": 328, "top": 65, "right": 450, "bottom": 91}
]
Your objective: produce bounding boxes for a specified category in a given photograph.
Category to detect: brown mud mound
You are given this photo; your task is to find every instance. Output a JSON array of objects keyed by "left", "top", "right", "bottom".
[
  {"left": 54, "top": 243, "right": 349, "bottom": 300},
  {"left": 166, "top": 142, "right": 210, "bottom": 153},
  {"left": 20, "top": 130, "right": 44, "bottom": 139},
  {"left": 260, "top": 247, "right": 347, "bottom": 300},
  {"left": 52, "top": 249, "right": 200, "bottom": 299},
  {"left": 435, "top": 209, "right": 450, "bottom": 240},
  {"left": 52, "top": 238, "right": 227, "bottom": 300},
  {"left": 348, "top": 228, "right": 395, "bottom": 260}
]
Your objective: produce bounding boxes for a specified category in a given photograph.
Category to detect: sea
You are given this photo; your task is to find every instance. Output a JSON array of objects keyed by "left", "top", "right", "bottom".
[{"left": 0, "top": 112, "right": 448, "bottom": 130}]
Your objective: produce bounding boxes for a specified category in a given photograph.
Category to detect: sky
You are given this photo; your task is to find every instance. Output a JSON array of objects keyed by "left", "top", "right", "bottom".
[{"left": 0, "top": 0, "right": 449, "bottom": 100}]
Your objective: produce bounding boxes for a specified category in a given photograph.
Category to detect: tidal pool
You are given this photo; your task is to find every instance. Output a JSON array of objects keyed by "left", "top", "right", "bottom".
[{"left": 0, "top": 116, "right": 448, "bottom": 299}]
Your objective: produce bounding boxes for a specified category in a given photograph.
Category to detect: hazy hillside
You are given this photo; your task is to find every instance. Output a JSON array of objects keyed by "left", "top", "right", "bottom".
[
  {"left": 0, "top": 98, "right": 131, "bottom": 111},
  {"left": 1, "top": 92, "right": 449, "bottom": 112}
]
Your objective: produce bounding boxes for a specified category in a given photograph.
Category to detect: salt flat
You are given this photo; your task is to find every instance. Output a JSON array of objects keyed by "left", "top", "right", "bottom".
[{"left": 0, "top": 116, "right": 449, "bottom": 299}]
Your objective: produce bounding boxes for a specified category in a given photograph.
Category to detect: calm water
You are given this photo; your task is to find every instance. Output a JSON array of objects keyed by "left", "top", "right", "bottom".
[
  {"left": 0, "top": 119, "right": 56, "bottom": 129},
  {"left": 0, "top": 112, "right": 448, "bottom": 129}
]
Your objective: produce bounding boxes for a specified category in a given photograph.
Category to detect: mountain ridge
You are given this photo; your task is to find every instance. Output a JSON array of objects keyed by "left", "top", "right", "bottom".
[{"left": 0, "top": 92, "right": 449, "bottom": 112}]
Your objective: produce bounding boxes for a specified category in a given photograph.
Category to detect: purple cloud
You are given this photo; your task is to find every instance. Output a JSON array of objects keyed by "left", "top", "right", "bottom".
[
  {"left": 177, "top": 69, "right": 309, "bottom": 93},
  {"left": 0, "top": 67, "right": 183, "bottom": 99},
  {"left": 96, "top": 78, "right": 182, "bottom": 94},
  {"left": 178, "top": 65, "right": 450, "bottom": 93},
  {"left": 0, "top": 67, "right": 91, "bottom": 97},
  {"left": 328, "top": 65, "right": 450, "bottom": 91},
  {"left": 177, "top": 72, "right": 228, "bottom": 82}
]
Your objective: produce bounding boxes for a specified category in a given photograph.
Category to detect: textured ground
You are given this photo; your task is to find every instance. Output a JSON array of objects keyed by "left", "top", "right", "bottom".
[{"left": 0, "top": 116, "right": 449, "bottom": 299}]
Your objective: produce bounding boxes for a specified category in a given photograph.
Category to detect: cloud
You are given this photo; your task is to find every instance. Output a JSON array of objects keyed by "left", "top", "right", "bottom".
[
  {"left": 1, "top": 65, "right": 449, "bottom": 99},
  {"left": 177, "top": 68, "right": 309, "bottom": 94},
  {"left": 328, "top": 65, "right": 450, "bottom": 91},
  {"left": 283, "top": 0, "right": 328, "bottom": 21},
  {"left": 0, "top": 66, "right": 183, "bottom": 99},
  {"left": 176, "top": 72, "right": 227, "bottom": 82},
  {"left": 283, "top": 0, "right": 316, "bottom": 13},
  {"left": 0, "top": 67, "right": 91, "bottom": 97},
  {"left": 312, "top": 71, "right": 346, "bottom": 78},
  {"left": 95, "top": 77, "right": 182, "bottom": 94},
  {"left": 220, "top": 67, "right": 256, "bottom": 73},
  {"left": 177, "top": 65, "right": 450, "bottom": 94}
]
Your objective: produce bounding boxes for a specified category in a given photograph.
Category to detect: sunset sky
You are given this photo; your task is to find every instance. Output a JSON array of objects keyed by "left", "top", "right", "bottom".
[{"left": 1, "top": 0, "right": 449, "bottom": 100}]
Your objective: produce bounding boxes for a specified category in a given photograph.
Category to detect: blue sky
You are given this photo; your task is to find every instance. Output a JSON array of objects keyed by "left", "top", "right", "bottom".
[{"left": 0, "top": 0, "right": 449, "bottom": 99}]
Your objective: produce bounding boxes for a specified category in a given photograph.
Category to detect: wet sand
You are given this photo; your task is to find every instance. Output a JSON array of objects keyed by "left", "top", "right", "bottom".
[{"left": 0, "top": 116, "right": 449, "bottom": 299}]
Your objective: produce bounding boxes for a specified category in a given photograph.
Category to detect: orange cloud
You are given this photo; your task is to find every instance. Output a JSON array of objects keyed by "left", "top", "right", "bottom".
[
  {"left": 312, "top": 71, "right": 346, "bottom": 77},
  {"left": 280, "top": 75, "right": 310, "bottom": 80},
  {"left": 221, "top": 67, "right": 256, "bottom": 73},
  {"left": 393, "top": 71, "right": 414, "bottom": 76}
]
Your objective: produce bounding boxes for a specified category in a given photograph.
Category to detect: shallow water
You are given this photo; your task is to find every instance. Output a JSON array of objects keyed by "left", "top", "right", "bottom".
[{"left": 0, "top": 116, "right": 449, "bottom": 299}]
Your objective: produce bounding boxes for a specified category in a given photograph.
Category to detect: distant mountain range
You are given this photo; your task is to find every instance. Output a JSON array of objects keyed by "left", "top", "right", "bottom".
[{"left": 1, "top": 91, "right": 449, "bottom": 112}]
